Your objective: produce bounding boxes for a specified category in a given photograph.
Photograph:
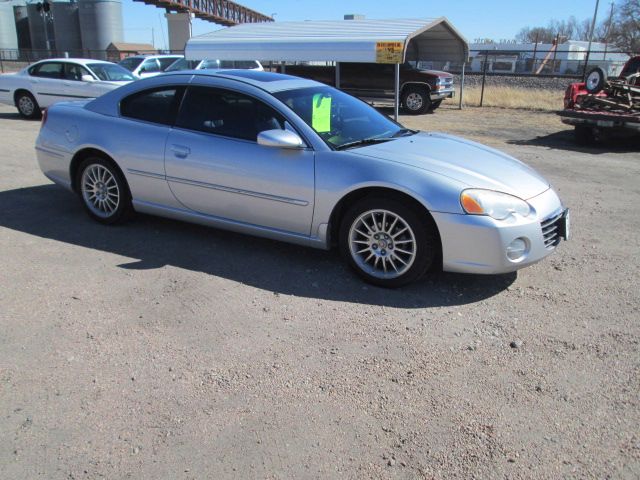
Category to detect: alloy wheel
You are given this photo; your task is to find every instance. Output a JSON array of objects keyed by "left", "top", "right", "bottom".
[
  {"left": 348, "top": 209, "right": 417, "bottom": 279},
  {"left": 81, "top": 164, "right": 120, "bottom": 218}
]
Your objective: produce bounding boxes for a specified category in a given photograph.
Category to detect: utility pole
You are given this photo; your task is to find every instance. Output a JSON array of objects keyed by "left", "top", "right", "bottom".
[
  {"left": 603, "top": 1, "right": 615, "bottom": 60},
  {"left": 36, "top": 1, "right": 52, "bottom": 52},
  {"left": 583, "top": 0, "right": 600, "bottom": 80}
]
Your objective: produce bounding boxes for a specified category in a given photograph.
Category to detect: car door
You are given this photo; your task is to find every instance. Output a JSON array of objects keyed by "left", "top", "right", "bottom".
[
  {"left": 116, "top": 85, "right": 186, "bottom": 208},
  {"left": 62, "top": 62, "right": 102, "bottom": 101},
  {"left": 164, "top": 85, "right": 315, "bottom": 236},
  {"left": 341, "top": 63, "right": 395, "bottom": 98},
  {"left": 27, "top": 61, "right": 66, "bottom": 107}
]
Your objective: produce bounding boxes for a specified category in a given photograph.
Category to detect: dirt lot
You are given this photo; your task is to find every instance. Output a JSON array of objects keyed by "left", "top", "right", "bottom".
[{"left": 1, "top": 102, "right": 639, "bottom": 479}]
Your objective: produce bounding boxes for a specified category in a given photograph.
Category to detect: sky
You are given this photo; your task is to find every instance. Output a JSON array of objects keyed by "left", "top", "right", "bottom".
[{"left": 122, "top": 0, "right": 603, "bottom": 50}]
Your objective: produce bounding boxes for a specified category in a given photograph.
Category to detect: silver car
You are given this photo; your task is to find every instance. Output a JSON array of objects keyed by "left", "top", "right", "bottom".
[{"left": 35, "top": 70, "right": 569, "bottom": 287}]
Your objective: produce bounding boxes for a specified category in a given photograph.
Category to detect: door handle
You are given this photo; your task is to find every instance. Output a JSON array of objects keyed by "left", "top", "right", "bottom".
[{"left": 170, "top": 144, "right": 191, "bottom": 158}]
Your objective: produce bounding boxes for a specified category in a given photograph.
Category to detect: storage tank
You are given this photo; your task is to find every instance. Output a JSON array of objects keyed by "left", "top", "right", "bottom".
[
  {"left": 78, "top": 0, "right": 123, "bottom": 56},
  {"left": 52, "top": 2, "right": 82, "bottom": 54},
  {"left": 0, "top": 2, "right": 19, "bottom": 53},
  {"left": 14, "top": 5, "right": 32, "bottom": 50}
]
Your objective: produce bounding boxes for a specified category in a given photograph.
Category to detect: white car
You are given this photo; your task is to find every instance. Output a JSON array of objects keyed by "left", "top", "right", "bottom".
[
  {"left": 0, "top": 58, "right": 136, "bottom": 119},
  {"left": 164, "top": 58, "right": 264, "bottom": 72},
  {"left": 118, "top": 55, "right": 183, "bottom": 78}
]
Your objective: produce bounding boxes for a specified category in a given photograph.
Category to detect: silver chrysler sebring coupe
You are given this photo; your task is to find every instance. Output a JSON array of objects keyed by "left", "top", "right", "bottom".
[{"left": 35, "top": 70, "right": 569, "bottom": 287}]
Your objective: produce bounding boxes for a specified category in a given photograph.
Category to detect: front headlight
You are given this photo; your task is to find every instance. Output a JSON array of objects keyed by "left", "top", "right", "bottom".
[{"left": 460, "top": 189, "right": 532, "bottom": 220}]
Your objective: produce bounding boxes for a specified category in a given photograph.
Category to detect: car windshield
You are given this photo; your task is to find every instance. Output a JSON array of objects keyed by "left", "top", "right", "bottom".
[
  {"left": 165, "top": 58, "right": 200, "bottom": 72},
  {"left": 88, "top": 63, "right": 136, "bottom": 81},
  {"left": 118, "top": 57, "right": 143, "bottom": 72},
  {"left": 273, "top": 86, "right": 405, "bottom": 149}
]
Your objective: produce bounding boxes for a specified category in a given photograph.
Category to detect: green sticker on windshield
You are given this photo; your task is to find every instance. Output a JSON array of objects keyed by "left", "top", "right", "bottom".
[{"left": 312, "top": 93, "right": 331, "bottom": 133}]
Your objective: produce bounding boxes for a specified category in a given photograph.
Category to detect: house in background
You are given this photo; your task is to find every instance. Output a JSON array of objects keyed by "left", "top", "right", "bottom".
[{"left": 106, "top": 42, "right": 155, "bottom": 62}]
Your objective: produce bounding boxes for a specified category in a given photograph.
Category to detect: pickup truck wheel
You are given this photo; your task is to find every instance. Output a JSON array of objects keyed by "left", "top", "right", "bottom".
[
  {"left": 402, "top": 86, "right": 431, "bottom": 115},
  {"left": 15, "top": 91, "right": 41, "bottom": 120},
  {"left": 585, "top": 67, "right": 607, "bottom": 94},
  {"left": 339, "top": 196, "right": 437, "bottom": 287}
]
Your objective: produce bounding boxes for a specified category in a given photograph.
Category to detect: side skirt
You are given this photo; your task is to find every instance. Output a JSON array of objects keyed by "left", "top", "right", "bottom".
[{"left": 132, "top": 199, "right": 330, "bottom": 250}]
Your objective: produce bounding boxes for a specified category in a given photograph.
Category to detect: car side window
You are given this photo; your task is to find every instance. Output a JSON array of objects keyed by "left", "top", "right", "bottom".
[
  {"left": 140, "top": 58, "right": 160, "bottom": 73},
  {"left": 120, "top": 87, "right": 184, "bottom": 126},
  {"left": 158, "top": 57, "right": 178, "bottom": 71},
  {"left": 30, "top": 62, "right": 63, "bottom": 79},
  {"left": 64, "top": 63, "right": 91, "bottom": 81},
  {"left": 175, "top": 86, "right": 285, "bottom": 141}
]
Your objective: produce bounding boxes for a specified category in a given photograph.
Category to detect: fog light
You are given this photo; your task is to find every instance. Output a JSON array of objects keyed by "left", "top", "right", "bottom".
[{"left": 506, "top": 237, "right": 529, "bottom": 262}]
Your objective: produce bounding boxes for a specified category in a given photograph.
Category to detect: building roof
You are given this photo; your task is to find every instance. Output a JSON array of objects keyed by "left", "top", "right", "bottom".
[
  {"left": 186, "top": 18, "right": 469, "bottom": 64},
  {"left": 107, "top": 42, "right": 156, "bottom": 52}
]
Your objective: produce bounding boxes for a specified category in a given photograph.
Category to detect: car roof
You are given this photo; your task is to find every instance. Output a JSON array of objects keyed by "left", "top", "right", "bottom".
[
  {"left": 31, "top": 58, "right": 113, "bottom": 66},
  {"left": 122, "top": 55, "right": 182, "bottom": 59},
  {"left": 163, "top": 69, "right": 323, "bottom": 93}
]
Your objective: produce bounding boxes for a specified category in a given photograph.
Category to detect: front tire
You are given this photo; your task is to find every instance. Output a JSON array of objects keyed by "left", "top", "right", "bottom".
[
  {"left": 402, "top": 86, "right": 431, "bottom": 115},
  {"left": 339, "top": 196, "right": 438, "bottom": 287},
  {"left": 15, "top": 91, "right": 41, "bottom": 119},
  {"left": 77, "top": 157, "right": 132, "bottom": 224}
]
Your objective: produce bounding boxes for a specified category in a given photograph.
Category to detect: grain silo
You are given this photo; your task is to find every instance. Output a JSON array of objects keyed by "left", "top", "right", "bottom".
[
  {"left": 0, "top": 1, "right": 19, "bottom": 55},
  {"left": 78, "top": 0, "right": 123, "bottom": 56},
  {"left": 51, "top": 1, "right": 82, "bottom": 54}
]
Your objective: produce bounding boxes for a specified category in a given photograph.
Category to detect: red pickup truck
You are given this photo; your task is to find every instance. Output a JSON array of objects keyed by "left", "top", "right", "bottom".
[
  {"left": 559, "top": 56, "right": 640, "bottom": 142},
  {"left": 279, "top": 62, "right": 455, "bottom": 114}
]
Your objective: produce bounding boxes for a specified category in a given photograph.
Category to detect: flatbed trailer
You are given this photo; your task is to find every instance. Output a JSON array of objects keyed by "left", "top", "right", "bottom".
[{"left": 558, "top": 108, "right": 640, "bottom": 142}]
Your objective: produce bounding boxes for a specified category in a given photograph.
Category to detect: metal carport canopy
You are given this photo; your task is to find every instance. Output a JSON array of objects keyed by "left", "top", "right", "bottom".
[
  {"left": 185, "top": 17, "right": 469, "bottom": 64},
  {"left": 185, "top": 18, "right": 469, "bottom": 120}
]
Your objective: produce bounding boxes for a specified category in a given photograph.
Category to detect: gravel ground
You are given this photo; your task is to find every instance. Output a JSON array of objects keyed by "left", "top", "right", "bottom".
[
  {"left": 455, "top": 74, "right": 580, "bottom": 92},
  {"left": 0, "top": 103, "right": 639, "bottom": 479}
]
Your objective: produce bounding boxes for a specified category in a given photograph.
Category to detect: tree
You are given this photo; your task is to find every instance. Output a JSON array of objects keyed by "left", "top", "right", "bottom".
[{"left": 609, "top": 0, "right": 640, "bottom": 52}]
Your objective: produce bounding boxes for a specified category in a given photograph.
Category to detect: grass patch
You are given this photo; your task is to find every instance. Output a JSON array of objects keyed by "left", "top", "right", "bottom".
[{"left": 460, "top": 86, "right": 563, "bottom": 111}]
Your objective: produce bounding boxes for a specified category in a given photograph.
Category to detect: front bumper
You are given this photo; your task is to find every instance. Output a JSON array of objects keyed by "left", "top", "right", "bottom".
[
  {"left": 432, "top": 188, "right": 567, "bottom": 274},
  {"left": 430, "top": 88, "right": 455, "bottom": 101}
]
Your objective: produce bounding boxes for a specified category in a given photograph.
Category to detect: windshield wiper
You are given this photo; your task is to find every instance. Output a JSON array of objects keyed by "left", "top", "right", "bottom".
[
  {"left": 391, "top": 128, "right": 418, "bottom": 137},
  {"left": 335, "top": 137, "right": 394, "bottom": 151}
]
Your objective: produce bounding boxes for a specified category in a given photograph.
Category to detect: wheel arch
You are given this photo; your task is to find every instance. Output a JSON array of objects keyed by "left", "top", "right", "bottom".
[
  {"left": 69, "top": 147, "right": 125, "bottom": 194},
  {"left": 400, "top": 82, "right": 431, "bottom": 96},
  {"left": 328, "top": 186, "right": 442, "bottom": 256},
  {"left": 13, "top": 88, "right": 34, "bottom": 105}
]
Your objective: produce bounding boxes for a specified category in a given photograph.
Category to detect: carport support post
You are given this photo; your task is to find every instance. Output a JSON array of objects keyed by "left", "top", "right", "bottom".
[
  {"left": 335, "top": 62, "right": 340, "bottom": 88},
  {"left": 458, "top": 62, "right": 465, "bottom": 110},
  {"left": 394, "top": 63, "right": 400, "bottom": 121}
]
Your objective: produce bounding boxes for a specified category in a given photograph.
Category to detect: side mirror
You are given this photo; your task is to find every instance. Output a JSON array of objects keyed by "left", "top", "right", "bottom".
[
  {"left": 257, "top": 129, "right": 304, "bottom": 149},
  {"left": 81, "top": 74, "right": 96, "bottom": 82}
]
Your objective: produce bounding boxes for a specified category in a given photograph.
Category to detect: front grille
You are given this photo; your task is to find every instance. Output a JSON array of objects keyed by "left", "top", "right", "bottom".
[{"left": 541, "top": 212, "right": 563, "bottom": 249}]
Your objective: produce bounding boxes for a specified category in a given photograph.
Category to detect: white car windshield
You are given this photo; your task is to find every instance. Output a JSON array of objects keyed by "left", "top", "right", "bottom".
[
  {"left": 273, "top": 86, "right": 410, "bottom": 150},
  {"left": 88, "top": 63, "right": 136, "bottom": 81}
]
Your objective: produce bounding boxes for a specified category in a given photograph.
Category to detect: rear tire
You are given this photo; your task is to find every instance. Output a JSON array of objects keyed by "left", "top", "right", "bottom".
[
  {"left": 76, "top": 156, "right": 132, "bottom": 224},
  {"left": 402, "top": 86, "right": 431, "bottom": 115},
  {"left": 15, "top": 91, "right": 41, "bottom": 120},
  {"left": 339, "top": 195, "right": 438, "bottom": 288}
]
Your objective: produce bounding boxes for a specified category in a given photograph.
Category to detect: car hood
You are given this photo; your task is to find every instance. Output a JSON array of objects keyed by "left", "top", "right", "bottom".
[{"left": 352, "top": 132, "right": 550, "bottom": 199}]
